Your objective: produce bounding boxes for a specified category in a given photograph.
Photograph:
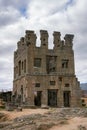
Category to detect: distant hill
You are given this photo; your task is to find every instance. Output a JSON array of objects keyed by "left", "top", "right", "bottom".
[{"left": 80, "top": 83, "right": 87, "bottom": 90}]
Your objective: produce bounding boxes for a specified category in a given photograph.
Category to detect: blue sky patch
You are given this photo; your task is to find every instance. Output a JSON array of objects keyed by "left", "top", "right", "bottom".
[{"left": 20, "top": 7, "right": 27, "bottom": 17}]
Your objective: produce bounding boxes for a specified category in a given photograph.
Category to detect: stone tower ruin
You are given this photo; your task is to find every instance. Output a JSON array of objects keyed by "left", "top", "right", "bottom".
[{"left": 13, "top": 30, "right": 81, "bottom": 107}]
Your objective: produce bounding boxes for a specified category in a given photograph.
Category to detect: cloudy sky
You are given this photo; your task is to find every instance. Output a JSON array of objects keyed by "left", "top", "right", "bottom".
[{"left": 0, "top": 0, "right": 87, "bottom": 91}]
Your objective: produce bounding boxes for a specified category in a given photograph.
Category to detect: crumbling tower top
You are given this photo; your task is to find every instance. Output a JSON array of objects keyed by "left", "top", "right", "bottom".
[
  {"left": 25, "top": 30, "right": 37, "bottom": 47},
  {"left": 53, "top": 31, "right": 61, "bottom": 49},
  {"left": 40, "top": 30, "right": 49, "bottom": 49},
  {"left": 64, "top": 34, "right": 74, "bottom": 47}
]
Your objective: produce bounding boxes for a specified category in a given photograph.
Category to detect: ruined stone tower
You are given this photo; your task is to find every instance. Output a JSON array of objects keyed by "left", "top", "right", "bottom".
[{"left": 13, "top": 30, "right": 81, "bottom": 107}]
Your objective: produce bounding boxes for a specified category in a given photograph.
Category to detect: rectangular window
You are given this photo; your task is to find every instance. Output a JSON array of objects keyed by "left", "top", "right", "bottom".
[
  {"left": 59, "top": 77, "right": 62, "bottom": 82},
  {"left": 47, "top": 56, "right": 57, "bottom": 73},
  {"left": 65, "top": 83, "right": 69, "bottom": 87},
  {"left": 50, "top": 81, "right": 55, "bottom": 85},
  {"left": 62, "top": 59, "right": 69, "bottom": 68},
  {"left": 22, "top": 61, "right": 23, "bottom": 70},
  {"left": 18, "top": 60, "right": 21, "bottom": 75},
  {"left": 35, "top": 83, "right": 40, "bottom": 87},
  {"left": 34, "top": 58, "right": 41, "bottom": 67},
  {"left": 24, "top": 59, "right": 26, "bottom": 73}
]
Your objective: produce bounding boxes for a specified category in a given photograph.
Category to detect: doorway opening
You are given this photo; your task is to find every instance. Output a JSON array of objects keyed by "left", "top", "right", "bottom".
[
  {"left": 34, "top": 91, "right": 42, "bottom": 106},
  {"left": 48, "top": 89, "right": 58, "bottom": 107},
  {"left": 63, "top": 91, "right": 70, "bottom": 107}
]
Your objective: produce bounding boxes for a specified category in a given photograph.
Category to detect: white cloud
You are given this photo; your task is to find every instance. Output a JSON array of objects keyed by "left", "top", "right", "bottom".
[
  {"left": 0, "top": 0, "right": 87, "bottom": 90},
  {"left": 28, "top": 0, "right": 68, "bottom": 17}
]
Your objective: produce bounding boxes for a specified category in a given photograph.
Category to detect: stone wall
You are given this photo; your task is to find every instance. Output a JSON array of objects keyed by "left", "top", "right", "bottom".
[{"left": 13, "top": 30, "right": 81, "bottom": 107}]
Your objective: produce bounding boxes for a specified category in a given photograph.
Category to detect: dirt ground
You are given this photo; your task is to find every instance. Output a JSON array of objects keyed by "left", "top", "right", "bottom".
[
  {"left": 0, "top": 108, "right": 87, "bottom": 130},
  {"left": 0, "top": 108, "right": 49, "bottom": 120},
  {"left": 49, "top": 117, "right": 87, "bottom": 130}
]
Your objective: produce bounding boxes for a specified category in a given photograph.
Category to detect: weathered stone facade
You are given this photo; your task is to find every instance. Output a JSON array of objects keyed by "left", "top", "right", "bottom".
[{"left": 13, "top": 30, "right": 81, "bottom": 107}]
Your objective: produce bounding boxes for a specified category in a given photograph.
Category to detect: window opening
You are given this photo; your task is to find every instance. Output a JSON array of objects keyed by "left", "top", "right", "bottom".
[
  {"left": 35, "top": 83, "right": 40, "bottom": 87},
  {"left": 34, "top": 58, "right": 41, "bottom": 67},
  {"left": 50, "top": 81, "right": 55, "bottom": 85},
  {"left": 62, "top": 59, "right": 69, "bottom": 68}
]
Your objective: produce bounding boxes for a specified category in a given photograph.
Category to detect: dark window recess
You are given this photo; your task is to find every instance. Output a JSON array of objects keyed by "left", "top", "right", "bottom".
[
  {"left": 43, "top": 38, "right": 45, "bottom": 41},
  {"left": 18, "top": 60, "right": 21, "bottom": 75},
  {"left": 27, "top": 42, "right": 31, "bottom": 46},
  {"left": 24, "top": 59, "right": 26, "bottom": 73},
  {"left": 49, "top": 67, "right": 56, "bottom": 72},
  {"left": 43, "top": 43, "right": 46, "bottom": 46},
  {"left": 22, "top": 61, "right": 23, "bottom": 70},
  {"left": 34, "top": 58, "right": 41, "bottom": 67},
  {"left": 35, "top": 83, "right": 40, "bottom": 87},
  {"left": 21, "top": 85, "right": 23, "bottom": 103},
  {"left": 50, "top": 81, "right": 55, "bottom": 85},
  {"left": 46, "top": 56, "right": 57, "bottom": 74},
  {"left": 65, "top": 84, "right": 69, "bottom": 87},
  {"left": 59, "top": 77, "right": 62, "bottom": 82},
  {"left": 28, "top": 37, "right": 30, "bottom": 40},
  {"left": 62, "top": 59, "right": 69, "bottom": 68},
  {"left": 81, "top": 99, "right": 85, "bottom": 103},
  {"left": 21, "top": 85, "right": 23, "bottom": 94}
]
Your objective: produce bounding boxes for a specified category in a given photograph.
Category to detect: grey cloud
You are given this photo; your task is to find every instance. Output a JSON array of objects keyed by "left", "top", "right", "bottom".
[
  {"left": 0, "top": 44, "right": 15, "bottom": 56},
  {"left": 0, "top": 7, "right": 21, "bottom": 27},
  {"left": 0, "top": 60, "right": 13, "bottom": 90},
  {"left": 0, "top": 0, "right": 30, "bottom": 27},
  {"left": 0, "top": 61, "right": 13, "bottom": 81},
  {"left": 0, "top": 0, "right": 30, "bottom": 16},
  {"left": 0, "top": 74, "right": 12, "bottom": 83},
  {"left": 0, "top": 63, "right": 9, "bottom": 71},
  {"left": 0, "top": 82, "right": 12, "bottom": 91},
  {"left": 76, "top": 43, "right": 87, "bottom": 58},
  {"left": 0, "top": 0, "right": 29, "bottom": 9}
]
